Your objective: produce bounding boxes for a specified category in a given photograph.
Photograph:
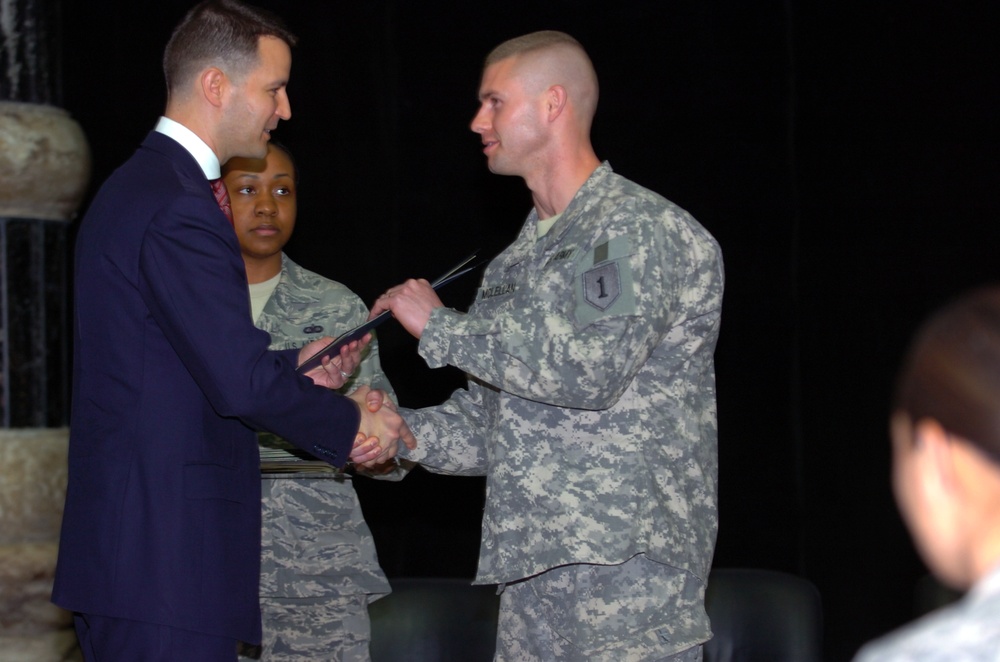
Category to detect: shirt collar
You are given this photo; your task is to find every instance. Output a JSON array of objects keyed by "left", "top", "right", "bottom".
[{"left": 154, "top": 116, "right": 221, "bottom": 179}]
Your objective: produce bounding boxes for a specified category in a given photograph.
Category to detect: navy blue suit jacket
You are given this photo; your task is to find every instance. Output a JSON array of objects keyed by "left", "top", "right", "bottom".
[{"left": 53, "top": 131, "right": 359, "bottom": 643}]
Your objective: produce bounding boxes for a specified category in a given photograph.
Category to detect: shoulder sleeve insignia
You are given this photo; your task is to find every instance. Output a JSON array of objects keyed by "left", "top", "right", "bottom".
[{"left": 582, "top": 262, "right": 621, "bottom": 311}]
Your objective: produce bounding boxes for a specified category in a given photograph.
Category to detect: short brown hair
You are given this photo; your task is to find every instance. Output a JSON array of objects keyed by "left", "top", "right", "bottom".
[
  {"left": 163, "top": 0, "right": 297, "bottom": 94},
  {"left": 894, "top": 285, "right": 1000, "bottom": 462}
]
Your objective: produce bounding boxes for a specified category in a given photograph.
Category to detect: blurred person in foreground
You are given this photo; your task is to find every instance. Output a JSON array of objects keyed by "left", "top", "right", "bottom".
[
  {"left": 854, "top": 285, "right": 1000, "bottom": 661},
  {"left": 225, "top": 142, "right": 405, "bottom": 661},
  {"left": 372, "top": 31, "right": 724, "bottom": 661}
]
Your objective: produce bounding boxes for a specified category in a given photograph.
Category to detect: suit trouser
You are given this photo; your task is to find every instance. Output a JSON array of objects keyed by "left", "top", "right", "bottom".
[{"left": 74, "top": 613, "right": 238, "bottom": 662}]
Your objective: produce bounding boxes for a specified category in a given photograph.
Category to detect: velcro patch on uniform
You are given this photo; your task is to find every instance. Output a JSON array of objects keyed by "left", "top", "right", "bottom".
[
  {"left": 583, "top": 262, "right": 621, "bottom": 311},
  {"left": 574, "top": 236, "right": 636, "bottom": 326}
]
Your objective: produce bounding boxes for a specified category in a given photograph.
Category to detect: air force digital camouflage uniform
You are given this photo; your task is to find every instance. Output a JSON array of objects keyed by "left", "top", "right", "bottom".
[
  {"left": 853, "top": 564, "right": 1000, "bottom": 662},
  {"left": 240, "top": 254, "right": 396, "bottom": 662},
  {"left": 399, "top": 163, "right": 724, "bottom": 661}
]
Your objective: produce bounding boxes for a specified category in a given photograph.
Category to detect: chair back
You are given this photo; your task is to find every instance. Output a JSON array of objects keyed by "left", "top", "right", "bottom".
[
  {"left": 704, "top": 568, "right": 823, "bottom": 662},
  {"left": 371, "top": 569, "right": 823, "bottom": 661},
  {"left": 369, "top": 577, "right": 500, "bottom": 662}
]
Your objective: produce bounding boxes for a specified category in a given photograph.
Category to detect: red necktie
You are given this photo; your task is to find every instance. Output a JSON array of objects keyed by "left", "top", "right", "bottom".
[{"left": 210, "top": 178, "right": 233, "bottom": 225}]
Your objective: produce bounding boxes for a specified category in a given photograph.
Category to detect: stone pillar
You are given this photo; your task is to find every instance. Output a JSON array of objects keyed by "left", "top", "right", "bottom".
[
  {"left": 0, "top": 429, "right": 81, "bottom": 660},
  {"left": 1, "top": 101, "right": 86, "bottom": 427},
  {"left": 1, "top": 0, "right": 89, "bottom": 659}
]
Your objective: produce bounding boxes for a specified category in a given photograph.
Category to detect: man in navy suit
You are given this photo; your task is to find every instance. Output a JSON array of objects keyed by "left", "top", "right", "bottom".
[{"left": 52, "top": 2, "right": 410, "bottom": 659}]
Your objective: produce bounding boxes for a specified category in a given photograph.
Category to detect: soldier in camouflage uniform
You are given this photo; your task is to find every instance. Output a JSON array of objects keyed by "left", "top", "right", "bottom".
[
  {"left": 225, "top": 143, "right": 399, "bottom": 661},
  {"left": 371, "top": 32, "right": 724, "bottom": 661},
  {"left": 853, "top": 287, "right": 1000, "bottom": 661}
]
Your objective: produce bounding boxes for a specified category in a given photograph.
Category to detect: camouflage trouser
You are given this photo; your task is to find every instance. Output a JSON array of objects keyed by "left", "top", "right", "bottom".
[
  {"left": 238, "top": 594, "right": 371, "bottom": 662},
  {"left": 494, "top": 554, "right": 709, "bottom": 662}
]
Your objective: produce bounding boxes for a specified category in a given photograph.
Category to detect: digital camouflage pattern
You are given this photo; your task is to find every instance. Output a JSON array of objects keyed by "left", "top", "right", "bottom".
[
  {"left": 257, "top": 473, "right": 389, "bottom": 599},
  {"left": 400, "top": 163, "right": 723, "bottom": 655},
  {"left": 250, "top": 594, "right": 371, "bottom": 661},
  {"left": 853, "top": 564, "right": 1000, "bottom": 662},
  {"left": 240, "top": 254, "right": 396, "bottom": 662},
  {"left": 254, "top": 255, "right": 394, "bottom": 395},
  {"left": 496, "top": 554, "right": 709, "bottom": 661}
]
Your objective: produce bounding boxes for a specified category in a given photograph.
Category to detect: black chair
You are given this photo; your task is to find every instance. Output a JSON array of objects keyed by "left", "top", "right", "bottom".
[
  {"left": 368, "top": 577, "right": 500, "bottom": 662},
  {"left": 704, "top": 568, "right": 823, "bottom": 662},
  {"left": 369, "top": 569, "right": 823, "bottom": 662}
]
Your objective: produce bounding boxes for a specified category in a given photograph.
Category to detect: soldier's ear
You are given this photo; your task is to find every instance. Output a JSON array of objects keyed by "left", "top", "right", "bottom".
[{"left": 545, "top": 85, "right": 567, "bottom": 122}]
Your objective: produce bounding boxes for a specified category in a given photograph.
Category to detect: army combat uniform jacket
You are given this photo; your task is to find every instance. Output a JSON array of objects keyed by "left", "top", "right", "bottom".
[{"left": 401, "top": 162, "right": 724, "bottom": 586}]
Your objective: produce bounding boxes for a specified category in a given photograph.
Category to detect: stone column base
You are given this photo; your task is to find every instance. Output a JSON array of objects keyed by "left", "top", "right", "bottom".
[
  {"left": 0, "top": 630, "right": 82, "bottom": 662},
  {"left": 0, "top": 428, "right": 79, "bottom": 660}
]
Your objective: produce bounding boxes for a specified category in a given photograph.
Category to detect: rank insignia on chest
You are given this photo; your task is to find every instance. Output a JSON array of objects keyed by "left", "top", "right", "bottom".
[
  {"left": 582, "top": 262, "right": 621, "bottom": 311},
  {"left": 303, "top": 325, "right": 324, "bottom": 334}
]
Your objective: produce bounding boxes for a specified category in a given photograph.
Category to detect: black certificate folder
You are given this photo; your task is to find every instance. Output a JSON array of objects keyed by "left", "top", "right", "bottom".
[{"left": 296, "top": 250, "right": 484, "bottom": 374}]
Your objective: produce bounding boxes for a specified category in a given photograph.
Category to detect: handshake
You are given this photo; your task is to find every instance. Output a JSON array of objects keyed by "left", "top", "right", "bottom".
[
  {"left": 348, "top": 385, "right": 416, "bottom": 469},
  {"left": 298, "top": 333, "right": 415, "bottom": 470}
]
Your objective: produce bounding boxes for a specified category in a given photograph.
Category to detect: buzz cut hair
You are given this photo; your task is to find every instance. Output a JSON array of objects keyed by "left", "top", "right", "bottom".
[
  {"left": 484, "top": 30, "right": 586, "bottom": 68},
  {"left": 163, "top": 0, "right": 297, "bottom": 95}
]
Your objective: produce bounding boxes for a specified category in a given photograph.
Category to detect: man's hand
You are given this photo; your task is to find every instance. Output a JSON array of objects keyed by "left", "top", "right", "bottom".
[
  {"left": 367, "top": 390, "right": 417, "bottom": 450},
  {"left": 298, "top": 333, "right": 371, "bottom": 389},
  {"left": 368, "top": 279, "right": 443, "bottom": 339},
  {"left": 348, "top": 433, "right": 384, "bottom": 466},
  {"left": 347, "top": 386, "right": 418, "bottom": 468}
]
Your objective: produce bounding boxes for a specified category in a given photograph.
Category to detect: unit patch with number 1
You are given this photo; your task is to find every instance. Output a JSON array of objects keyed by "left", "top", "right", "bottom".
[{"left": 576, "top": 236, "right": 636, "bottom": 325}]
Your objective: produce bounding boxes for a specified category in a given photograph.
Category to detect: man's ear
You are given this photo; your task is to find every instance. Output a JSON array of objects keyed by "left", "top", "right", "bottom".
[
  {"left": 545, "top": 85, "right": 568, "bottom": 121},
  {"left": 200, "top": 68, "right": 226, "bottom": 108}
]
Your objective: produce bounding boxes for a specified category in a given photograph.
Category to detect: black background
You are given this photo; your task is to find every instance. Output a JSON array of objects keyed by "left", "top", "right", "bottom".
[{"left": 58, "top": 2, "right": 1000, "bottom": 659}]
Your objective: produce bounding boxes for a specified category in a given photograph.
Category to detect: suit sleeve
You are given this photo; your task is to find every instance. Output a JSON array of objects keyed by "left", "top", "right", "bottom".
[{"left": 138, "top": 194, "right": 359, "bottom": 464}]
